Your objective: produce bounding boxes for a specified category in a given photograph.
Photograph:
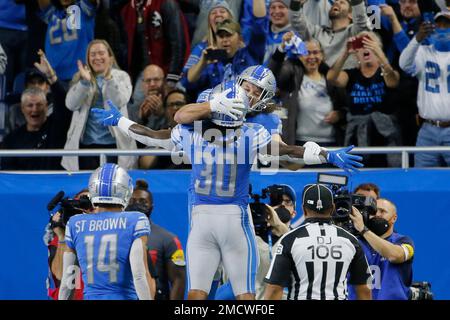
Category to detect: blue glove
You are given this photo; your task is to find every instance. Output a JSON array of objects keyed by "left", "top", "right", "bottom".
[
  {"left": 326, "top": 145, "right": 364, "bottom": 174},
  {"left": 91, "top": 100, "right": 123, "bottom": 126}
]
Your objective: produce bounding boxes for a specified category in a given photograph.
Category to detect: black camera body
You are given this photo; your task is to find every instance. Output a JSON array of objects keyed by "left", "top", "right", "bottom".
[
  {"left": 47, "top": 191, "right": 93, "bottom": 228},
  {"left": 317, "top": 173, "right": 377, "bottom": 235},
  {"left": 248, "top": 184, "right": 292, "bottom": 243}
]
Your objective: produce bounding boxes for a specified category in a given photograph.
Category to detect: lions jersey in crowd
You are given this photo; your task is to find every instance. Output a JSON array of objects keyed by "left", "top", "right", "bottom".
[
  {"left": 40, "top": 0, "right": 95, "bottom": 80},
  {"left": 65, "top": 211, "right": 150, "bottom": 300},
  {"left": 171, "top": 121, "right": 272, "bottom": 206},
  {"left": 404, "top": 42, "right": 450, "bottom": 120}
]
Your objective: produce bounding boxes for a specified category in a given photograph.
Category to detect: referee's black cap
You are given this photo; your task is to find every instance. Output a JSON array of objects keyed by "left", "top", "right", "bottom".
[{"left": 302, "top": 184, "right": 334, "bottom": 213}]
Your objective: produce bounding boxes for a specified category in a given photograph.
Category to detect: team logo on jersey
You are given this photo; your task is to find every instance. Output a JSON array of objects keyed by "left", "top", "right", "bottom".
[
  {"left": 171, "top": 249, "right": 186, "bottom": 267},
  {"left": 152, "top": 11, "right": 162, "bottom": 28}
]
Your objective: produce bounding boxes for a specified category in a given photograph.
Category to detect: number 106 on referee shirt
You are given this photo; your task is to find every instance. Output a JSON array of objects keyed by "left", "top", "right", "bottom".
[{"left": 307, "top": 237, "right": 343, "bottom": 260}]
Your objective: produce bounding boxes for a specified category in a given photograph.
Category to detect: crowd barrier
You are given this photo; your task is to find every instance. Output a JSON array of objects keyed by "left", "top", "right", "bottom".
[{"left": 0, "top": 168, "right": 448, "bottom": 299}]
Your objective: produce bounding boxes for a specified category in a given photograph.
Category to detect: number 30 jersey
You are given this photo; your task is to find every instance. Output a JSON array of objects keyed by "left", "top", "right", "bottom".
[
  {"left": 65, "top": 211, "right": 150, "bottom": 299},
  {"left": 171, "top": 121, "right": 271, "bottom": 207}
]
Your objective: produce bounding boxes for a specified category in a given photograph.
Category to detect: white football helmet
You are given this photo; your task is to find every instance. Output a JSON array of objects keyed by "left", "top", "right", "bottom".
[{"left": 236, "top": 65, "right": 277, "bottom": 112}]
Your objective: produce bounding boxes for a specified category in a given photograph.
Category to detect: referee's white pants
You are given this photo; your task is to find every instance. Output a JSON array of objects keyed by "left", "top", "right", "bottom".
[{"left": 186, "top": 204, "right": 259, "bottom": 296}]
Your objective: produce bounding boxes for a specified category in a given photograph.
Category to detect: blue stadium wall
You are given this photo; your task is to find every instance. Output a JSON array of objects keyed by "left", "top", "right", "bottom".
[{"left": 0, "top": 169, "right": 448, "bottom": 300}]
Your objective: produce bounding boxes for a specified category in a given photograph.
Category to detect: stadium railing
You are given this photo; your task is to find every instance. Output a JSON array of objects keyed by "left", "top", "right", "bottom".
[{"left": 1, "top": 146, "right": 450, "bottom": 169}]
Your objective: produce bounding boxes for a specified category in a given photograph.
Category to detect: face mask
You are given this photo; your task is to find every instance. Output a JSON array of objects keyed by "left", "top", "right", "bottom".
[
  {"left": 126, "top": 202, "right": 152, "bottom": 218},
  {"left": 275, "top": 206, "right": 292, "bottom": 224},
  {"left": 429, "top": 28, "right": 450, "bottom": 52},
  {"left": 367, "top": 217, "right": 390, "bottom": 236}
]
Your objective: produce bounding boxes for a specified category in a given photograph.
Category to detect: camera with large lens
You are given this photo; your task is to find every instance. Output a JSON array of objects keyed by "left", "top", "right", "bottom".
[
  {"left": 249, "top": 185, "right": 270, "bottom": 243},
  {"left": 47, "top": 191, "right": 93, "bottom": 228},
  {"left": 410, "top": 282, "right": 433, "bottom": 300},
  {"left": 249, "top": 185, "right": 292, "bottom": 243},
  {"left": 317, "top": 173, "right": 377, "bottom": 235}
]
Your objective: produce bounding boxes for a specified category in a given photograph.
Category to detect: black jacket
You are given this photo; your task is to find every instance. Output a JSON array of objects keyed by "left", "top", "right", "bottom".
[{"left": 1, "top": 80, "right": 71, "bottom": 170}]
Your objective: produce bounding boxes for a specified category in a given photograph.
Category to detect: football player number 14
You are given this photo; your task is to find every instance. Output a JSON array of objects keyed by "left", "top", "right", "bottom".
[
  {"left": 424, "top": 62, "right": 450, "bottom": 94},
  {"left": 84, "top": 234, "right": 119, "bottom": 284}
]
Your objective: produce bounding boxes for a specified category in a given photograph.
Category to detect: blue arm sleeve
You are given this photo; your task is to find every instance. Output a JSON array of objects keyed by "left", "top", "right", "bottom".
[{"left": 393, "top": 30, "right": 411, "bottom": 53}]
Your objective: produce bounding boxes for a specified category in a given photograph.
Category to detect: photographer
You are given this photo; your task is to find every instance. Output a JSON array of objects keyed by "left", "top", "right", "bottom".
[
  {"left": 349, "top": 198, "right": 415, "bottom": 300},
  {"left": 44, "top": 189, "right": 90, "bottom": 300},
  {"left": 265, "top": 184, "right": 372, "bottom": 300}
]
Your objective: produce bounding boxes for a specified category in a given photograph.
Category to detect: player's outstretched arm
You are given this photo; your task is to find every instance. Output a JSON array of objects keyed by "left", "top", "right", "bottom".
[
  {"left": 58, "top": 249, "right": 77, "bottom": 300},
  {"left": 92, "top": 100, "right": 174, "bottom": 150},
  {"left": 267, "top": 141, "right": 363, "bottom": 174},
  {"left": 130, "top": 237, "right": 155, "bottom": 300}
]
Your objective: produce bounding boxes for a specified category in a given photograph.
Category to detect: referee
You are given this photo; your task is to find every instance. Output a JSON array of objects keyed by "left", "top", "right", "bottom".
[{"left": 264, "top": 184, "right": 372, "bottom": 300}]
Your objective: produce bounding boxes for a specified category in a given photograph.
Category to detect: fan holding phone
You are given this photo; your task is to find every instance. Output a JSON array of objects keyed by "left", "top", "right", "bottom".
[{"left": 327, "top": 32, "right": 402, "bottom": 167}]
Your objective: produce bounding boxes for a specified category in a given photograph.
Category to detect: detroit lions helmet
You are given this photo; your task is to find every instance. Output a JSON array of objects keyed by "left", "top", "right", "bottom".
[
  {"left": 236, "top": 65, "right": 276, "bottom": 112},
  {"left": 196, "top": 88, "right": 213, "bottom": 103},
  {"left": 210, "top": 81, "right": 250, "bottom": 127},
  {"left": 88, "top": 163, "right": 133, "bottom": 207}
]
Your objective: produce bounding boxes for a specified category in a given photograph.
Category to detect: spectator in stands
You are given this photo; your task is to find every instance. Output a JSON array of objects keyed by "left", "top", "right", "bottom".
[
  {"left": 270, "top": 32, "right": 346, "bottom": 147},
  {"left": 290, "top": 0, "right": 368, "bottom": 69},
  {"left": 350, "top": 198, "right": 415, "bottom": 300},
  {"left": 354, "top": 182, "right": 381, "bottom": 200},
  {"left": 182, "top": 0, "right": 267, "bottom": 98},
  {"left": 61, "top": 39, "right": 137, "bottom": 171},
  {"left": 191, "top": 0, "right": 242, "bottom": 47},
  {"left": 263, "top": 0, "right": 293, "bottom": 65},
  {"left": 0, "top": 0, "right": 27, "bottom": 91},
  {"left": 0, "top": 44, "right": 6, "bottom": 75},
  {"left": 128, "top": 65, "right": 168, "bottom": 131},
  {"left": 127, "top": 179, "right": 186, "bottom": 300},
  {"left": 0, "top": 57, "right": 71, "bottom": 170},
  {"left": 180, "top": 1, "right": 236, "bottom": 101},
  {"left": 7, "top": 66, "right": 53, "bottom": 134},
  {"left": 120, "top": 0, "right": 190, "bottom": 86},
  {"left": 400, "top": 14, "right": 450, "bottom": 167},
  {"left": 94, "top": 0, "right": 124, "bottom": 71},
  {"left": 38, "top": 0, "right": 98, "bottom": 83},
  {"left": 378, "top": 3, "right": 422, "bottom": 147},
  {"left": 138, "top": 89, "right": 189, "bottom": 169},
  {"left": 327, "top": 32, "right": 402, "bottom": 167}
]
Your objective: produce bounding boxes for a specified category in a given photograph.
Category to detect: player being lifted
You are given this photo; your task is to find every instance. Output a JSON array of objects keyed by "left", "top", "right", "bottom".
[
  {"left": 59, "top": 163, "right": 155, "bottom": 300},
  {"left": 92, "top": 80, "right": 363, "bottom": 301}
]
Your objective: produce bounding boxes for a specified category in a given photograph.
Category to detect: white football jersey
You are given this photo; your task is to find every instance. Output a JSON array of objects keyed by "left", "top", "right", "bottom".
[{"left": 414, "top": 44, "right": 450, "bottom": 120}]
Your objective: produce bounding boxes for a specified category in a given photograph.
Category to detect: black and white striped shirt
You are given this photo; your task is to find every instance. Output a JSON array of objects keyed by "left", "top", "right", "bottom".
[{"left": 265, "top": 218, "right": 371, "bottom": 300}]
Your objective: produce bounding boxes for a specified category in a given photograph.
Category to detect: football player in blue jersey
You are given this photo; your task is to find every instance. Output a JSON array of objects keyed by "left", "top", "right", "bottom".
[
  {"left": 91, "top": 81, "right": 363, "bottom": 300},
  {"left": 59, "top": 163, "right": 155, "bottom": 300}
]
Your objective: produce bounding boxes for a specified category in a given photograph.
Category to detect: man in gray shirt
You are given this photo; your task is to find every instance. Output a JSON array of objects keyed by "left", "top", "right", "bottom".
[{"left": 290, "top": 0, "right": 368, "bottom": 68}]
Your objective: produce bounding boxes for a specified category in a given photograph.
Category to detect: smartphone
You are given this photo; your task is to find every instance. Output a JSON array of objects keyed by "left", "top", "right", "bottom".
[
  {"left": 205, "top": 49, "right": 227, "bottom": 61},
  {"left": 350, "top": 35, "right": 370, "bottom": 50}
]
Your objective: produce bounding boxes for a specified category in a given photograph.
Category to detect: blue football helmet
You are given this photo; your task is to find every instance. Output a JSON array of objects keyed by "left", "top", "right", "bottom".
[
  {"left": 236, "top": 65, "right": 277, "bottom": 112},
  {"left": 210, "top": 81, "right": 250, "bottom": 127},
  {"left": 88, "top": 163, "right": 133, "bottom": 207}
]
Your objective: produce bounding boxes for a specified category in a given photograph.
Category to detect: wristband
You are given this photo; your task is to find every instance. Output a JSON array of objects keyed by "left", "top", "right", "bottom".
[
  {"left": 58, "top": 240, "right": 66, "bottom": 244},
  {"left": 359, "top": 226, "right": 369, "bottom": 237}
]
